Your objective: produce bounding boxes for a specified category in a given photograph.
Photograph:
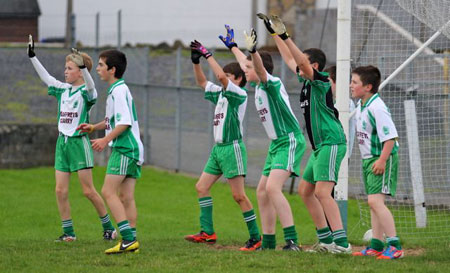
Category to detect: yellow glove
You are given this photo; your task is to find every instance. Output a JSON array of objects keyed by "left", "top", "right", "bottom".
[{"left": 243, "top": 28, "right": 257, "bottom": 53}]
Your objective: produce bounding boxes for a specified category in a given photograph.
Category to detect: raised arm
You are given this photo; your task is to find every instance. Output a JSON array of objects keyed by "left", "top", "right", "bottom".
[
  {"left": 270, "top": 15, "right": 314, "bottom": 80},
  {"left": 190, "top": 47, "right": 207, "bottom": 89},
  {"left": 231, "top": 47, "right": 248, "bottom": 73},
  {"left": 257, "top": 13, "right": 297, "bottom": 73},
  {"left": 218, "top": 24, "right": 248, "bottom": 72},
  {"left": 68, "top": 48, "right": 97, "bottom": 99},
  {"left": 191, "top": 40, "right": 228, "bottom": 88},
  {"left": 244, "top": 28, "right": 267, "bottom": 83},
  {"left": 207, "top": 57, "right": 229, "bottom": 88},
  {"left": 28, "top": 35, "right": 62, "bottom": 87}
]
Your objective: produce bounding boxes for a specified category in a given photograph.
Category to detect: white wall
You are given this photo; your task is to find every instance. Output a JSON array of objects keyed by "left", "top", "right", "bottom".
[
  {"left": 316, "top": 0, "right": 337, "bottom": 9},
  {"left": 37, "top": 0, "right": 267, "bottom": 48}
]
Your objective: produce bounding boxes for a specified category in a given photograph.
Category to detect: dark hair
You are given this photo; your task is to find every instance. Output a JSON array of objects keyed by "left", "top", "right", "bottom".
[
  {"left": 246, "top": 51, "right": 274, "bottom": 74},
  {"left": 324, "top": 65, "right": 336, "bottom": 82},
  {"left": 99, "top": 49, "right": 127, "bottom": 78},
  {"left": 304, "top": 48, "right": 326, "bottom": 71},
  {"left": 223, "top": 62, "right": 247, "bottom": 87},
  {"left": 352, "top": 65, "right": 381, "bottom": 93}
]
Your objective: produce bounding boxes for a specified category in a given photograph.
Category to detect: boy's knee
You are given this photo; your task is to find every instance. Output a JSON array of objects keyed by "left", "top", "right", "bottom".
[
  {"left": 367, "top": 198, "right": 382, "bottom": 210},
  {"left": 265, "top": 183, "right": 279, "bottom": 197},
  {"left": 83, "top": 189, "right": 97, "bottom": 200},
  {"left": 298, "top": 181, "right": 313, "bottom": 199},
  {"left": 101, "top": 187, "right": 114, "bottom": 199},
  {"left": 314, "top": 188, "right": 331, "bottom": 201},
  {"left": 256, "top": 187, "right": 266, "bottom": 200},
  {"left": 55, "top": 187, "right": 68, "bottom": 198},
  {"left": 232, "top": 193, "right": 247, "bottom": 204},
  {"left": 119, "top": 192, "right": 134, "bottom": 205},
  {"left": 298, "top": 186, "right": 309, "bottom": 199},
  {"left": 195, "top": 182, "right": 209, "bottom": 195}
]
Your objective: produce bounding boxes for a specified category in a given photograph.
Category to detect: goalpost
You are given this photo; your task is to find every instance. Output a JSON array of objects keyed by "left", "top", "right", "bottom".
[{"left": 337, "top": 0, "right": 450, "bottom": 240}]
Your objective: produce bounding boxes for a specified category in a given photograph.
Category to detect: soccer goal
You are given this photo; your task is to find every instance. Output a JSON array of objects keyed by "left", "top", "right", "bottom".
[{"left": 341, "top": 0, "right": 450, "bottom": 241}]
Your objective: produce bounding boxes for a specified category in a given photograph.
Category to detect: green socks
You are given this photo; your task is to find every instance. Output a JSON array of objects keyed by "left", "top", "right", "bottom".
[
  {"left": 100, "top": 214, "right": 115, "bottom": 231},
  {"left": 262, "top": 234, "right": 276, "bottom": 249},
  {"left": 386, "top": 236, "right": 402, "bottom": 250},
  {"left": 118, "top": 220, "right": 134, "bottom": 241},
  {"left": 283, "top": 225, "right": 298, "bottom": 244},
  {"left": 317, "top": 226, "right": 333, "bottom": 244},
  {"left": 131, "top": 227, "right": 137, "bottom": 240},
  {"left": 199, "top": 197, "right": 214, "bottom": 235},
  {"left": 62, "top": 219, "right": 75, "bottom": 236},
  {"left": 332, "top": 229, "right": 349, "bottom": 248},
  {"left": 243, "top": 209, "right": 260, "bottom": 240},
  {"left": 370, "top": 238, "right": 385, "bottom": 251}
]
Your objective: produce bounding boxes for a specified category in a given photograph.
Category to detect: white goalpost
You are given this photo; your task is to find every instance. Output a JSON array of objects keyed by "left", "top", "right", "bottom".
[{"left": 338, "top": 0, "right": 450, "bottom": 241}]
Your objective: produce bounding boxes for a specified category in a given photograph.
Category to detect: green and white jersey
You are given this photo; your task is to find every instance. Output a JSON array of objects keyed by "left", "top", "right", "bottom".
[
  {"left": 298, "top": 69, "right": 346, "bottom": 150},
  {"left": 355, "top": 93, "right": 399, "bottom": 159},
  {"left": 105, "top": 79, "right": 144, "bottom": 165},
  {"left": 30, "top": 56, "right": 97, "bottom": 137},
  {"left": 255, "top": 72, "right": 300, "bottom": 139},
  {"left": 205, "top": 80, "right": 247, "bottom": 143}
]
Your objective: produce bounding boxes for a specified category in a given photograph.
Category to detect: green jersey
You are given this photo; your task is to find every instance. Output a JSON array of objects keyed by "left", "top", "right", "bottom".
[
  {"left": 255, "top": 72, "right": 300, "bottom": 139},
  {"left": 298, "top": 69, "right": 346, "bottom": 150},
  {"left": 205, "top": 80, "right": 247, "bottom": 144}
]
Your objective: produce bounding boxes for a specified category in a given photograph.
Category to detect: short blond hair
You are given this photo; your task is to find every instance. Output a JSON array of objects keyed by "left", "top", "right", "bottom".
[{"left": 66, "top": 52, "right": 93, "bottom": 72}]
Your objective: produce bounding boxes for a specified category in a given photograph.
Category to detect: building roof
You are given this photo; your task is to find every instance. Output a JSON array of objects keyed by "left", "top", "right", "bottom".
[{"left": 0, "top": 0, "right": 41, "bottom": 18}]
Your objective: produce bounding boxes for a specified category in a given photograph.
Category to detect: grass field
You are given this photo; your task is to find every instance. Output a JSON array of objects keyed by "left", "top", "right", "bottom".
[{"left": 1, "top": 167, "right": 449, "bottom": 272}]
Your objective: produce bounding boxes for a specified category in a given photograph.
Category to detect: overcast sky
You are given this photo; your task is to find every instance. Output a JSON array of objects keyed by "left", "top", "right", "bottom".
[{"left": 37, "top": 0, "right": 268, "bottom": 47}]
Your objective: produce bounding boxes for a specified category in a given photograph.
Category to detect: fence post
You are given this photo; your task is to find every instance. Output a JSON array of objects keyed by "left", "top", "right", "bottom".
[
  {"left": 143, "top": 46, "right": 150, "bottom": 164},
  {"left": 117, "top": 10, "right": 122, "bottom": 50},
  {"left": 175, "top": 47, "right": 182, "bottom": 172}
]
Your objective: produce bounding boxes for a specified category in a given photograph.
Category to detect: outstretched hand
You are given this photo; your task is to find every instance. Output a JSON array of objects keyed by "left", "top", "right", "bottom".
[
  {"left": 218, "top": 24, "right": 238, "bottom": 50},
  {"left": 77, "top": 123, "right": 94, "bottom": 133},
  {"left": 243, "top": 28, "right": 257, "bottom": 53},
  {"left": 270, "top": 15, "right": 290, "bottom": 40},
  {"left": 69, "top": 48, "right": 86, "bottom": 68},
  {"left": 91, "top": 138, "right": 108, "bottom": 152},
  {"left": 191, "top": 49, "right": 202, "bottom": 64},
  {"left": 27, "top": 34, "right": 35, "bottom": 58},
  {"left": 257, "top": 13, "right": 276, "bottom": 35},
  {"left": 190, "top": 40, "right": 212, "bottom": 59}
]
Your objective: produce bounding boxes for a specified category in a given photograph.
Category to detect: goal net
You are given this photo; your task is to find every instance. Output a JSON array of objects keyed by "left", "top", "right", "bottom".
[{"left": 349, "top": 0, "right": 450, "bottom": 241}]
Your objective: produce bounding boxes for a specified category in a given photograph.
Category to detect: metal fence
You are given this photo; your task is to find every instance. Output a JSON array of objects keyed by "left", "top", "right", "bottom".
[{"left": 1, "top": 46, "right": 449, "bottom": 199}]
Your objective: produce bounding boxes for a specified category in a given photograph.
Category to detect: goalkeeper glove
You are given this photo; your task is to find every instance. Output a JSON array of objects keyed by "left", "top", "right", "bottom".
[
  {"left": 257, "top": 13, "right": 276, "bottom": 35},
  {"left": 27, "top": 34, "right": 35, "bottom": 58},
  {"left": 191, "top": 49, "right": 202, "bottom": 64},
  {"left": 270, "top": 15, "right": 290, "bottom": 40},
  {"left": 69, "top": 48, "right": 86, "bottom": 69},
  {"left": 218, "top": 24, "right": 238, "bottom": 50},
  {"left": 243, "top": 28, "right": 257, "bottom": 53},
  {"left": 190, "top": 40, "right": 212, "bottom": 59}
]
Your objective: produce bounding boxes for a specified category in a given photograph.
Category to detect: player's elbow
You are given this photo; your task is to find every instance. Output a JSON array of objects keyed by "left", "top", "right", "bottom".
[
  {"left": 196, "top": 79, "right": 207, "bottom": 89},
  {"left": 216, "top": 73, "right": 228, "bottom": 86}
]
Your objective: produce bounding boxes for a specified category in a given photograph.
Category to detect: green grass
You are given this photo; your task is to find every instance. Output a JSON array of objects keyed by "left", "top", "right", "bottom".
[{"left": 0, "top": 167, "right": 449, "bottom": 272}]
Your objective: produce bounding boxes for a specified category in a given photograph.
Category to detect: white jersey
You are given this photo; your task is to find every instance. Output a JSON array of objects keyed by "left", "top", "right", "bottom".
[
  {"left": 30, "top": 56, "right": 97, "bottom": 137},
  {"left": 348, "top": 99, "right": 357, "bottom": 156},
  {"left": 105, "top": 79, "right": 144, "bottom": 165},
  {"left": 355, "top": 93, "right": 399, "bottom": 159},
  {"left": 205, "top": 80, "right": 247, "bottom": 143},
  {"left": 255, "top": 72, "right": 300, "bottom": 139}
]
